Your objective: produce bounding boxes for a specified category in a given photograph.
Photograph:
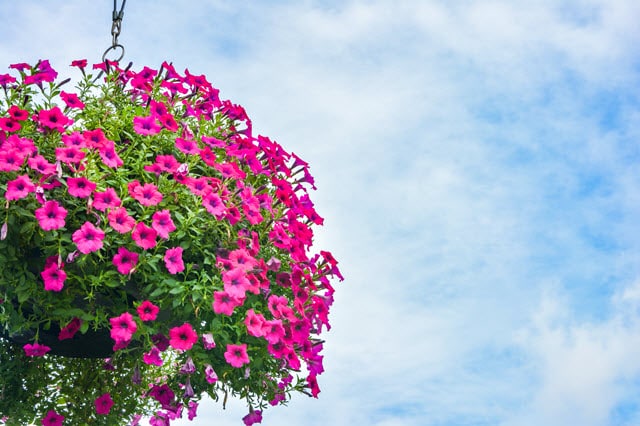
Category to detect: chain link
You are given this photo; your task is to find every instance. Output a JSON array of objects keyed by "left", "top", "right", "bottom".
[{"left": 102, "top": 0, "right": 127, "bottom": 63}]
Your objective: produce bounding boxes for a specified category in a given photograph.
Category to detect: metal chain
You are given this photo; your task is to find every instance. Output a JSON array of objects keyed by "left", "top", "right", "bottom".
[{"left": 102, "top": 0, "right": 127, "bottom": 62}]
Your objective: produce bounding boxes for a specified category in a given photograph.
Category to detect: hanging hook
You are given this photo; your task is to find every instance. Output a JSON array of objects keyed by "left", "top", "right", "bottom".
[{"left": 102, "top": 0, "right": 127, "bottom": 63}]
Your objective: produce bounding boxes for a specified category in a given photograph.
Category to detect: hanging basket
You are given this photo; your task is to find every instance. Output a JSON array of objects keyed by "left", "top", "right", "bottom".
[{"left": 0, "top": 59, "right": 342, "bottom": 425}]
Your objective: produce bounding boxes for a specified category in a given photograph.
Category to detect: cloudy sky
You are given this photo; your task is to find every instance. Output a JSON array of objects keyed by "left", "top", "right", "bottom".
[{"left": 2, "top": 1, "right": 640, "bottom": 425}]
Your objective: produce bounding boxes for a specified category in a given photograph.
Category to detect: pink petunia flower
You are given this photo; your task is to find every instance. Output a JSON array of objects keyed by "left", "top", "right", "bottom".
[
  {"left": 131, "top": 222, "right": 158, "bottom": 250},
  {"left": 168, "top": 323, "right": 198, "bottom": 351},
  {"left": 148, "top": 384, "right": 175, "bottom": 406},
  {"left": 133, "top": 115, "right": 162, "bottom": 136},
  {"left": 204, "top": 364, "right": 218, "bottom": 384},
  {"left": 175, "top": 137, "right": 199, "bottom": 154},
  {"left": 0, "top": 117, "right": 20, "bottom": 132},
  {"left": 224, "top": 343, "right": 250, "bottom": 368},
  {"left": 222, "top": 268, "right": 250, "bottom": 298},
  {"left": 129, "top": 181, "right": 162, "bottom": 206},
  {"left": 41, "top": 262, "right": 66, "bottom": 292},
  {"left": 55, "top": 146, "right": 85, "bottom": 165},
  {"left": 8, "top": 105, "right": 29, "bottom": 121},
  {"left": 5, "top": 174, "right": 36, "bottom": 200},
  {"left": 93, "top": 187, "right": 122, "bottom": 211},
  {"left": 58, "top": 317, "right": 82, "bottom": 340},
  {"left": 98, "top": 140, "right": 123, "bottom": 168},
  {"left": 159, "top": 114, "right": 179, "bottom": 132},
  {"left": 0, "top": 148, "right": 26, "bottom": 171},
  {"left": 35, "top": 200, "right": 68, "bottom": 231},
  {"left": 244, "top": 309, "right": 266, "bottom": 337},
  {"left": 67, "top": 177, "right": 96, "bottom": 198},
  {"left": 183, "top": 176, "right": 211, "bottom": 196},
  {"left": 60, "top": 91, "right": 85, "bottom": 109},
  {"left": 188, "top": 401, "right": 198, "bottom": 421},
  {"left": 137, "top": 300, "right": 160, "bottom": 321},
  {"left": 72, "top": 221, "right": 105, "bottom": 254},
  {"left": 212, "top": 291, "right": 244, "bottom": 316},
  {"left": 95, "top": 393, "right": 114, "bottom": 415},
  {"left": 202, "top": 333, "right": 216, "bottom": 350},
  {"left": 202, "top": 192, "right": 225, "bottom": 217},
  {"left": 109, "top": 312, "right": 137, "bottom": 343},
  {"left": 83, "top": 128, "right": 109, "bottom": 148},
  {"left": 242, "top": 409, "right": 263, "bottom": 426},
  {"left": 112, "top": 247, "right": 139, "bottom": 274},
  {"left": 37, "top": 106, "right": 71, "bottom": 132},
  {"left": 152, "top": 210, "right": 176, "bottom": 239},
  {"left": 41, "top": 409, "right": 65, "bottom": 426},
  {"left": 143, "top": 346, "right": 163, "bottom": 366},
  {"left": 61, "top": 131, "right": 86, "bottom": 147},
  {"left": 163, "top": 246, "right": 184, "bottom": 274},
  {"left": 28, "top": 154, "right": 57, "bottom": 175},
  {"left": 108, "top": 207, "right": 135, "bottom": 233},
  {"left": 24, "top": 342, "right": 51, "bottom": 357}
]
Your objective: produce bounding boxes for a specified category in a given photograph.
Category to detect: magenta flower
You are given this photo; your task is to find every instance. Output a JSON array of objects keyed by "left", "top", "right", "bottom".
[
  {"left": 224, "top": 343, "right": 250, "bottom": 368},
  {"left": 7, "top": 105, "right": 28, "bottom": 121},
  {"left": 67, "top": 177, "right": 96, "bottom": 198},
  {"left": 41, "top": 262, "right": 66, "bottom": 292},
  {"left": 58, "top": 317, "right": 82, "bottom": 340},
  {"left": 0, "top": 148, "right": 26, "bottom": 172},
  {"left": 56, "top": 146, "right": 85, "bottom": 165},
  {"left": 137, "top": 300, "right": 160, "bottom": 321},
  {"left": 37, "top": 106, "right": 71, "bottom": 132},
  {"left": 242, "top": 409, "right": 263, "bottom": 426},
  {"left": 41, "top": 410, "right": 65, "bottom": 426},
  {"left": 168, "top": 323, "right": 198, "bottom": 351},
  {"left": 0, "top": 117, "right": 20, "bottom": 132},
  {"left": 130, "top": 181, "right": 162, "bottom": 206},
  {"left": 184, "top": 176, "right": 211, "bottom": 196},
  {"left": 133, "top": 115, "right": 162, "bottom": 135},
  {"left": 223, "top": 268, "right": 250, "bottom": 298},
  {"left": 72, "top": 221, "right": 105, "bottom": 254},
  {"left": 35, "top": 200, "right": 67, "bottom": 231},
  {"left": 83, "top": 128, "right": 109, "bottom": 148},
  {"left": 23, "top": 342, "right": 51, "bottom": 357},
  {"left": 93, "top": 187, "right": 122, "bottom": 211},
  {"left": 164, "top": 246, "right": 185, "bottom": 274},
  {"left": 131, "top": 222, "right": 158, "bottom": 250},
  {"left": 71, "top": 59, "right": 88, "bottom": 69},
  {"left": 212, "top": 291, "right": 243, "bottom": 316},
  {"left": 202, "top": 192, "right": 225, "bottom": 217},
  {"left": 28, "top": 154, "right": 56, "bottom": 175},
  {"left": 112, "top": 247, "right": 139, "bottom": 274},
  {"left": 143, "top": 346, "right": 164, "bottom": 366},
  {"left": 99, "top": 141, "right": 123, "bottom": 168},
  {"left": 95, "top": 393, "right": 114, "bottom": 415},
  {"left": 61, "top": 131, "right": 86, "bottom": 147},
  {"left": 204, "top": 364, "right": 218, "bottom": 383},
  {"left": 5, "top": 174, "right": 36, "bottom": 200},
  {"left": 148, "top": 384, "right": 175, "bottom": 406},
  {"left": 152, "top": 209, "right": 176, "bottom": 239},
  {"left": 60, "top": 91, "right": 85, "bottom": 109},
  {"left": 202, "top": 333, "right": 216, "bottom": 349},
  {"left": 108, "top": 207, "right": 135, "bottom": 233},
  {"left": 188, "top": 401, "right": 198, "bottom": 421},
  {"left": 175, "top": 137, "right": 199, "bottom": 154},
  {"left": 109, "top": 312, "right": 137, "bottom": 343},
  {"left": 244, "top": 309, "right": 266, "bottom": 337}
]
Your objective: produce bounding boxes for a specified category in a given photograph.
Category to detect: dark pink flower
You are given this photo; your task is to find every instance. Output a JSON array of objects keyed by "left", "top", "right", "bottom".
[
  {"left": 0, "top": 148, "right": 26, "bottom": 171},
  {"left": 175, "top": 137, "right": 199, "bottom": 154},
  {"left": 202, "top": 192, "right": 225, "bottom": 217},
  {"left": 244, "top": 309, "right": 266, "bottom": 337},
  {"left": 137, "top": 300, "right": 160, "bottom": 321},
  {"left": 108, "top": 207, "right": 135, "bottom": 233},
  {"left": 93, "top": 187, "right": 122, "bottom": 211},
  {"left": 143, "top": 346, "right": 163, "bottom": 366},
  {"left": 187, "top": 401, "right": 198, "bottom": 421},
  {"left": 71, "top": 59, "right": 88, "bottom": 69},
  {"left": 133, "top": 115, "right": 161, "bottom": 136},
  {"left": 242, "top": 409, "right": 263, "bottom": 426},
  {"left": 149, "top": 384, "right": 175, "bottom": 406},
  {"left": 0, "top": 117, "right": 20, "bottom": 132},
  {"left": 23, "top": 342, "right": 51, "bottom": 357},
  {"left": 183, "top": 176, "right": 211, "bottom": 196},
  {"left": 40, "top": 262, "right": 67, "bottom": 291},
  {"left": 202, "top": 333, "right": 216, "bottom": 349},
  {"left": 109, "top": 312, "right": 137, "bottom": 343},
  {"left": 95, "top": 393, "right": 114, "bottom": 415},
  {"left": 212, "top": 291, "right": 243, "bottom": 316},
  {"left": 224, "top": 343, "right": 250, "bottom": 368},
  {"left": 169, "top": 323, "right": 198, "bottom": 351},
  {"left": 112, "top": 247, "right": 139, "bottom": 274},
  {"left": 152, "top": 210, "right": 176, "bottom": 238},
  {"left": 35, "top": 200, "right": 67, "bottom": 231},
  {"left": 164, "top": 246, "right": 184, "bottom": 274},
  {"left": 5, "top": 174, "right": 36, "bottom": 200},
  {"left": 56, "top": 146, "right": 85, "bottom": 165},
  {"left": 99, "top": 141, "right": 123, "bottom": 168},
  {"left": 58, "top": 317, "right": 82, "bottom": 340},
  {"left": 149, "top": 100, "right": 168, "bottom": 117},
  {"left": 8, "top": 105, "right": 29, "bottom": 121},
  {"left": 83, "top": 128, "right": 109, "bottom": 148},
  {"left": 204, "top": 364, "right": 218, "bottom": 383},
  {"left": 72, "top": 221, "right": 105, "bottom": 254},
  {"left": 131, "top": 222, "right": 158, "bottom": 250},
  {"left": 28, "top": 155, "right": 56, "bottom": 175},
  {"left": 41, "top": 409, "right": 65, "bottom": 426},
  {"left": 222, "top": 268, "right": 250, "bottom": 298},
  {"left": 60, "top": 91, "right": 85, "bottom": 109},
  {"left": 130, "top": 181, "right": 162, "bottom": 206},
  {"left": 37, "top": 107, "right": 71, "bottom": 132},
  {"left": 67, "top": 177, "right": 96, "bottom": 198}
]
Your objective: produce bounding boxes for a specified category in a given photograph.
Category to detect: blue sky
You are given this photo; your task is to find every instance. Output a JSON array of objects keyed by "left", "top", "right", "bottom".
[{"left": 2, "top": 1, "right": 640, "bottom": 425}]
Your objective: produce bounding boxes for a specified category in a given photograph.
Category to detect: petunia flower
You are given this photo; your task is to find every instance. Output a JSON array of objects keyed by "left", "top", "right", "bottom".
[
  {"left": 242, "top": 409, "right": 263, "bottom": 426},
  {"left": 224, "top": 343, "right": 250, "bottom": 368},
  {"left": 179, "top": 357, "right": 196, "bottom": 374},
  {"left": 136, "top": 300, "right": 160, "bottom": 321},
  {"left": 37, "top": 106, "right": 71, "bottom": 132},
  {"left": 148, "top": 384, "right": 175, "bottom": 406},
  {"left": 143, "top": 346, "right": 163, "bottom": 366},
  {"left": 0, "top": 148, "right": 26, "bottom": 172},
  {"left": 60, "top": 91, "right": 85, "bottom": 109},
  {"left": 133, "top": 115, "right": 161, "bottom": 136},
  {"left": 129, "top": 181, "right": 162, "bottom": 206},
  {"left": 168, "top": 323, "right": 198, "bottom": 351},
  {"left": 95, "top": 393, "right": 114, "bottom": 415},
  {"left": 8, "top": 105, "right": 29, "bottom": 121},
  {"left": 83, "top": 128, "right": 109, "bottom": 148},
  {"left": 212, "top": 290, "right": 244, "bottom": 316},
  {"left": 109, "top": 312, "right": 137, "bottom": 343},
  {"left": 175, "top": 137, "right": 199, "bottom": 154},
  {"left": 164, "top": 246, "right": 184, "bottom": 274},
  {"left": 23, "top": 342, "right": 51, "bottom": 357},
  {"left": 58, "top": 317, "right": 82, "bottom": 340},
  {"left": 131, "top": 222, "right": 158, "bottom": 250},
  {"left": 28, "top": 154, "right": 57, "bottom": 175},
  {"left": 152, "top": 210, "right": 176, "bottom": 239},
  {"left": 98, "top": 140, "right": 123, "bottom": 168},
  {"left": 202, "top": 192, "right": 225, "bottom": 217},
  {"left": 244, "top": 309, "right": 266, "bottom": 337},
  {"left": 222, "top": 268, "right": 250, "bottom": 298},
  {"left": 55, "top": 146, "right": 85, "bottom": 165},
  {"left": 112, "top": 247, "right": 139, "bottom": 274},
  {"left": 72, "top": 221, "right": 105, "bottom": 254},
  {"left": 108, "top": 207, "right": 136, "bottom": 233},
  {"left": 201, "top": 333, "right": 216, "bottom": 350},
  {"left": 35, "top": 200, "right": 67, "bottom": 231},
  {"left": 93, "top": 187, "right": 122, "bottom": 211},
  {"left": 0, "top": 117, "right": 20, "bottom": 132},
  {"left": 67, "top": 177, "right": 96, "bottom": 198},
  {"left": 41, "top": 409, "right": 65, "bottom": 426},
  {"left": 5, "top": 174, "right": 36, "bottom": 200},
  {"left": 204, "top": 364, "right": 218, "bottom": 384}
]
